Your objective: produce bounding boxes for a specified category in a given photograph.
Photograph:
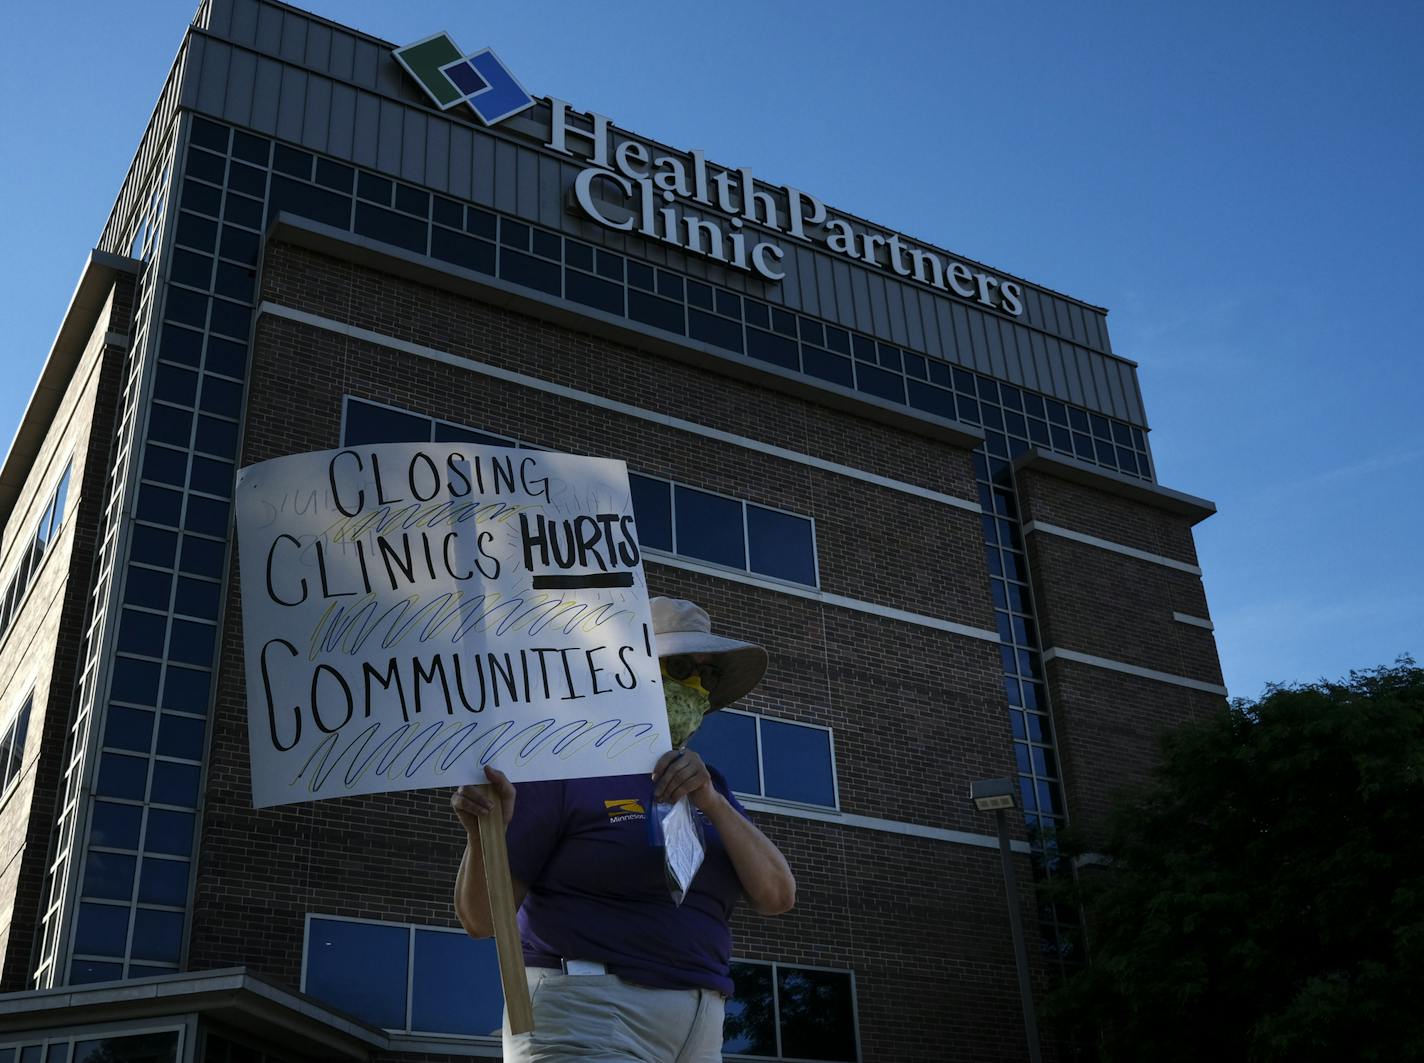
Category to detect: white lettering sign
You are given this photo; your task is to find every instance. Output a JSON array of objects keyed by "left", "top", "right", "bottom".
[{"left": 549, "top": 98, "right": 1023, "bottom": 314}]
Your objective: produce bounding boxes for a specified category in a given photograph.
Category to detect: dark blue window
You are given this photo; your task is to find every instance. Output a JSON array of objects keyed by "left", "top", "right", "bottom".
[
  {"left": 746, "top": 506, "right": 816, "bottom": 587},
  {"left": 156, "top": 714, "right": 205, "bottom": 761},
  {"left": 306, "top": 918, "right": 410, "bottom": 1030},
  {"left": 82, "top": 851, "right": 137, "bottom": 902},
  {"left": 144, "top": 808, "right": 195, "bottom": 856},
  {"left": 111, "top": 656, "right": 163, "bottom": 705},
  {"left": 174, "top": 577, "right": 220, "bottom": 620},
  {"left": 674, "top": 486, "right": 744, "bottom": 570},
  {"left": 150, "top": 761, "right": 201, "bottom": 808},
  {"left": 189, "top": 456, "right": 234, "bottom": 497},
  {"left": 761, "top": 721, "right": 836, "bottom": 806},
  {"left": 96, "top": 753, "right": 148, "bottom": 801},
  {"left": 688, "top": 711, "right": 758, "bottom": 795},
  {"left": 69, "top": 960, "right": 123, "bottom": 985},
  {"left": 131, "top": 908, "right": 185, "bottom": 963},
  {"left": 89, "top": 801, "right": 143, "bottom": 850},
  {"left": 411, "top": 929, "right": 503, "bottom": 1035},
  {"left": 103, "top": 703, "right": 154, "bottom": 752},
  {"left": 178, "top": 536, "right": 226, "bottom": 578},
  {"left": 161, "top": 667, "right": 212, "bottom": 714},
  {"left": 137, "top": 857, "right": 189, "bottom": 907},
  {"left": 345, "top": 400, "right": 431, "bottom": 444},
  {"left": 355, "top": 202, "right": 426, "bottom": 253},
  {"left": 723, "top": 962, "right": 776, "bottom": 1056},
  {"left": 724, "top": 963, "right": 857, "bottom": 1061},
  {"left": 117, "top": 609, "right": 167, "bottom": 656},
  {"left": 777, "top": 966, "right": 857, "bottom": 1061},
  {"left": 628, "top": 475, "right": 672, "bottom": 552},
  {"left": 72, "top": 1031, "right": 179, "bottom": 1062},
  {"left": 433, "top": 423, "right": 505, "bottom": 446},
  {"left": 135, "top": 481, "right": 185, "bottom": 524},
  {"left": 74, "top": 903, "right": 129, "bottom": 957},
  {"left": 168, "top": 619, "right": 216, "bottom": 667}
]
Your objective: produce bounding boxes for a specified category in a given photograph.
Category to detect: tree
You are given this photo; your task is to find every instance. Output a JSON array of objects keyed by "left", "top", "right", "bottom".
[{"left": 1043, "top": 659, "right": 1424, "bottom": 1062}]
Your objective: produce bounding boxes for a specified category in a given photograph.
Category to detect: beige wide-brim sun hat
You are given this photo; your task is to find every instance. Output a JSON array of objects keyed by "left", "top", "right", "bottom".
[{"left": 650, "top": 596, "right": 768, "bottom": 710}]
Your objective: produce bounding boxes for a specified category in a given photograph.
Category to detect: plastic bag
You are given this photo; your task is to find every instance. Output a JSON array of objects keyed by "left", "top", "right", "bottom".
[{"left": 648, "top": 793, "right": 706, "bottom": 906}]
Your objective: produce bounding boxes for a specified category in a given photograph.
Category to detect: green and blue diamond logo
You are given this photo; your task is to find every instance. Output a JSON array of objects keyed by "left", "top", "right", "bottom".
[{"left": 393, "top": 33, "right": 535, "bottom": 126}]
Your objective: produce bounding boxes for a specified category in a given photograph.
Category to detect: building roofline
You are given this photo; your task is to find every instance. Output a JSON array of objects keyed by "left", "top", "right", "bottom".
[
  {"left": 0, "top": 967, "right": 384, "bottom": 1057},
  {"left": 1013, "top": 448, "right": 1217, "bottom": 524},
  {"left": 0, "top": 250, "right": 142, "bottom": 534},
  {"left": 204, "top": 0, "right": 1115, "bottom": 322}
]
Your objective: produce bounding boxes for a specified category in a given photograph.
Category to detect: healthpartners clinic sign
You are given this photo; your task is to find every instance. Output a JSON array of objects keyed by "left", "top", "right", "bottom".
[{"left": 394, "top": 34, "right": 1025, "bottom": 315}]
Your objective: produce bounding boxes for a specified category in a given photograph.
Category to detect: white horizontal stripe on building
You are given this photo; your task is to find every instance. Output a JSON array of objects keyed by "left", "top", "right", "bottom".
[
  {"left": 256, "top": 302, "right": 981, "bottom": 515},
  {"left": 1042, "top": 646, "right": 1228, "bottom": 696},
  {"left": 1021, "top": 519, "right": 1201, "bottom": 574}
]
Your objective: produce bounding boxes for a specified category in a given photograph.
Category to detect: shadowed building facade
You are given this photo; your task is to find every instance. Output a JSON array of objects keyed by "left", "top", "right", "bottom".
[{"left": 0, "top": 2, "right": 1223, "bottom": 1060}]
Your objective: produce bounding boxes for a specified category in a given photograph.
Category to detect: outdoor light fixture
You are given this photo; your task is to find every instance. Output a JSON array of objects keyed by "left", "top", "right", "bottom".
[
  {"left": 971, "top": 777, "right": 1043, "bottom": 1063},
  {"left": 970, "top": 777, "right": 1016, "bottom": 812}
]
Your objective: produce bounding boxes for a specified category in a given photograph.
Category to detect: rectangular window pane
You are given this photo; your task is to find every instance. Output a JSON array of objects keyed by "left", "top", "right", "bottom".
[
  {"left": 412, "top": 928, "right": 503, "bottom": 1035},
  {"left": 306, "top": 917, "right": 410, "bottom": 1030},
  {"left": 628, "top": 475, "right": 672, "bottom": 552},
  {"left": 777, "top": 966, "right": 857, "bottom": 1061},
  {"left": 688, "top": 711, "right": 759, "bottom": 796},
  {"left": 72, "top": 1032, "right": 178, "bottom": 1063},
  {"left": 343, "top": 400, "right": 432, "bottom": 445},
  {"left": 746, "top": 506, "right": 816, "bottom": 586},
  {"left": 433, "top": 422, "right": 507, "bottom": 446},
  {"left": 760, "top": 720, "right": 836, "bottom": 807},
  {"left": 674, "top": 486, "right": 744, "bottom": 570},
  {"left": 723, "top": 961, "right": 776, "bottom": 1056}
]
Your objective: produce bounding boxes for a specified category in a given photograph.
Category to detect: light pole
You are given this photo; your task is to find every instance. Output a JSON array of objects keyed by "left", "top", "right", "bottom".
[{"left": 971, "top": 777, "right": 1043, "bottom": 1063}]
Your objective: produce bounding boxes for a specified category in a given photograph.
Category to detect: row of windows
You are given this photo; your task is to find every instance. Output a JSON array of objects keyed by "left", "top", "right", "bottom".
[
  {"left": 342, "top": 398, "right": 821, "bottom": 588},
  {"left": 0, "top": 696, "right": 32, "bottom": 801},
  {"left": 0, "top": 1031, "right": 180, "bottom": 1063},
  {"left": 183, "top": 114, "right": 1156, "bottom": 486},
  {"left": 690, "top": 709, "right": 838, "bottom": 809},
  {"left": 302, "top": 915, "right": 858, "bottom": 1060},
  {"left": 0, "top": 463, "right": 72, "bottom": 644},
  {"left": 66, "top": 127, "right": 264, "bottom": 985}
]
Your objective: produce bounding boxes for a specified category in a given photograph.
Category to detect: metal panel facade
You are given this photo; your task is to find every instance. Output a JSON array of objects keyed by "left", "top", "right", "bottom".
[{"left": 184, "top": 0, "right": 1146, "bottom": 428}]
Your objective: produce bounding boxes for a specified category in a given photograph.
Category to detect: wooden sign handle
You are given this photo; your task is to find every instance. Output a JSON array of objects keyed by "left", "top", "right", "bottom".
[{"left": 477, "top": 783, "right": 535, "bottom": 1035}]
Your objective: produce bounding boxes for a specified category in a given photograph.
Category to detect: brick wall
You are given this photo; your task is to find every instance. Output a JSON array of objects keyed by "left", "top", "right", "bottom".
[
  {"left": 182, "top": 241, "right": 1058, "bottom": 1061},
  {"left": 1017, "top": 467, "right": 1200, "bottom": 566},
  {"left": 177, "top": 236, "right": 1226, "bottom": 1060},
  {"left": 0, "top": 277, "right": 132, "bottom": 990},
  {"left": 1047, "top": 659, "right": 1223, "bottom": 843},
  {"left": 1013, "top": 459, "right": 1224, "bottom": 848}
]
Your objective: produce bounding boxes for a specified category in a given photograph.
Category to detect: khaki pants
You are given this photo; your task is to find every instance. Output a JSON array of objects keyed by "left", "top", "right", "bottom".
[{"left": 502, "top": 967, "right": 725, "bottom": 1062}]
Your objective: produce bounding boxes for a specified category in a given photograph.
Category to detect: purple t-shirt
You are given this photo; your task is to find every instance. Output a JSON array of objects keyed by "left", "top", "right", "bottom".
[{"left": 505, "top": 766, "right": 749, "bottom": 996}]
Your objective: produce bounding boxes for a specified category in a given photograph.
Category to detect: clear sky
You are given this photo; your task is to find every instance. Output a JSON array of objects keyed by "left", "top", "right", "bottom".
[{"left": 2, "top": 1, "right": 1419, "bottom": 701}]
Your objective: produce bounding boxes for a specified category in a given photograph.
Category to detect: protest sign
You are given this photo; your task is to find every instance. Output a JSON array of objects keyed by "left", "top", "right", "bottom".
[{"left": 235, "top": 442, "right": 669, "bottom": 809}]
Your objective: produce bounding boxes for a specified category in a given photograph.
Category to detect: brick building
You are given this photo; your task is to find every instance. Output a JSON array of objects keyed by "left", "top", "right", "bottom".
[{"left": 0, "top": 2, "right": 1224, "bottom": 1060}]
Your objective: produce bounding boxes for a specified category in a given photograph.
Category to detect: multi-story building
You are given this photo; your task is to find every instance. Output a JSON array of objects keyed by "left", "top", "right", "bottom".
[{"left": 0, "top": 3, "right": 1224, "bottom": 1060}]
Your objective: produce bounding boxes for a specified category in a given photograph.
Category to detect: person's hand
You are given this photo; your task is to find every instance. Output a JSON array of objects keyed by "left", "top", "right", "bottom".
[
  {"left": 652, "top": 749, "right": 722, "bottom": 811},
  {"left": 450, "top": 767, "right": 516, "bottom": 836}
]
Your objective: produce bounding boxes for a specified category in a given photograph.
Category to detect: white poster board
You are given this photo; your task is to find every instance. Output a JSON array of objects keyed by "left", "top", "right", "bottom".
[{"left": 234, "top": 442, "right": 669, "bottom": 808}]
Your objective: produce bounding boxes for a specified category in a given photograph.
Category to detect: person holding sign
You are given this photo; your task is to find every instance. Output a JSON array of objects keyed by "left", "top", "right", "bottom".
[{"left": 451, "top": 597, "right": 796, "bottom": 1062}]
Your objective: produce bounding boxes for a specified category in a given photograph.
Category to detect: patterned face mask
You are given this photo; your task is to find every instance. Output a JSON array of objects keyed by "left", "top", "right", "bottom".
[{"left": 662, "top": 664, "right": 711, "bottom": 748}]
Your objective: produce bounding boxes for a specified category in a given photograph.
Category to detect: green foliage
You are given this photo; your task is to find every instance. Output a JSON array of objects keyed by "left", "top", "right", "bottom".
[{"left": 1043, "top": 659, "right": 1424, "bottom": 1061}]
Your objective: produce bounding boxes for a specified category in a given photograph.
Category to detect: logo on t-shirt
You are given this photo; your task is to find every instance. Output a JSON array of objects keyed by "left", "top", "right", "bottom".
[{"left": 605, "top": 798, "right": 646, "bottom": 822}]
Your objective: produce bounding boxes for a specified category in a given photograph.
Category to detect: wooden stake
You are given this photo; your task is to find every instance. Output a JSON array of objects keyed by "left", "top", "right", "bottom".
[{"left": 478, "top": 783, "right": 535, "bottom": 1035}]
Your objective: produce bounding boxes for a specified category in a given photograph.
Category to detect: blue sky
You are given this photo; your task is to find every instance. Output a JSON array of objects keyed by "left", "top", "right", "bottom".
[{"left": 2, "top": 1, "right": 1419, "bottom": 700}]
